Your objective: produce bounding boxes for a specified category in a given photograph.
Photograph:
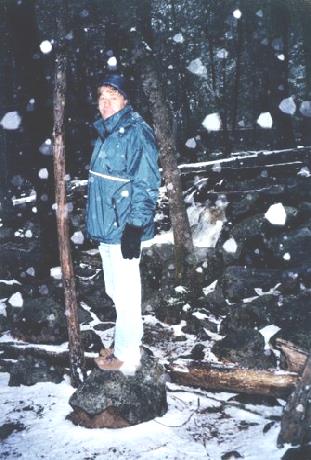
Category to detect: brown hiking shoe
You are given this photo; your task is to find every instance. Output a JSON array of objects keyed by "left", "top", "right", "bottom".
[
  {"left": 99, "top": 347, "right": 114, "bottom": 358},
  {"left": 94, "top": 353, "right": 123, "bottom": 371}
]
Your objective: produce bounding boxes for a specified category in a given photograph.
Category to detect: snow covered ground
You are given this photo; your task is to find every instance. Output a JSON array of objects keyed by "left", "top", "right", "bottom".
[
  {"left": 0, "top": 369, "right": 288, "bottom": 460},
  {"left": 0, "top": 309, "right": 289, "bottom": 460}
]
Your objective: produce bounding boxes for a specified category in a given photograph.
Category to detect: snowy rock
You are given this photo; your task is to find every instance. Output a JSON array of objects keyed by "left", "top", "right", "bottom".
[
  {"left": 68, "top": 351, "right": 168, "bottom": 428},
  {"left": 218, "top": 266, "right": 301, "bottom": 303},
  {"left": 172, "top": 33, "right": 184, "bottom": 43},
  {"left": 8, "top": 296, "right": 92, "bottom": 345},
  {"left": 212, "top": 328, "right": 276, "bottom": 369},
  {"left": 299, "top": 100, "right": 311, "bottom": 117},
  {"left": 0, "top": 111, "right": 22, "bottom": 130},
  {"left": 264, "top": 203, "right": 286, "bottom": 225},
  {"left": 9, "top": 356, "right": 64, "bottom": 386},
  {"left": 186, "top": 58, "right": 207, "bottom": 77},
  {"left": 279, "top": 97, "right": 296, "bottom": 115},
  {"left": 277, "top": 54, "right": 285, "bottom": 61},
  {"left": 202, "top": 112, "right": 221, "bottom": 131},
  {"left": 257, "top": 112, "right": 273, "bottom": 129}
]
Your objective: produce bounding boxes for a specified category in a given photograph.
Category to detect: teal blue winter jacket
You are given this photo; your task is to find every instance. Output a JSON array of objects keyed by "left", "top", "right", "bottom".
[{"left": 85, "top": 104, "right": 161, "bottom": 244}]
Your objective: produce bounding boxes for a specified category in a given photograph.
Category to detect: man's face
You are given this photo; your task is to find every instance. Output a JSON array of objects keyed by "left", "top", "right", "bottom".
[{"left": 98, "top": 86, "right": 127, "bottom": 120}]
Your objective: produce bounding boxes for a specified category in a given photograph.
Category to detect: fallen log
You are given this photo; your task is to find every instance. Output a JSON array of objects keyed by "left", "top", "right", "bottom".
[
  {"left": 275, "top": 338, "right": 308, "bottom": 374},
  {"left": 167, "top": 361, "right": 298, "bottom": 398}
]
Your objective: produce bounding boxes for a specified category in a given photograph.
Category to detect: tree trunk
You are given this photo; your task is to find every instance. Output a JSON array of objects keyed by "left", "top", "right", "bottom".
[
  {"left": 131, "top": 35, "right": 195, "bottom": 282},
  {"left": 278, "top": 352, "right": 311, "bottom": 446},
  {"left": 52, "top": 3, "right": 85, "bottom": 388},
  {"left": 168, "top": 362, "right": 298, "bottom": 398}
]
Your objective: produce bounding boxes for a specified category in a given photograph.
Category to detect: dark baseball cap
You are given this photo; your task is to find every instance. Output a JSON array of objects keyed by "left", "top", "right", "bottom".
[{"left": 99, "top": 73, "right": 129, "bottom": 99}]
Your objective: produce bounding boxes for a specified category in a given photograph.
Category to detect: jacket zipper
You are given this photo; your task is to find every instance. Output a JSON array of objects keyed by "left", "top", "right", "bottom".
[{"left": 112, "top": 197, "right": 119, "bottom": 227}]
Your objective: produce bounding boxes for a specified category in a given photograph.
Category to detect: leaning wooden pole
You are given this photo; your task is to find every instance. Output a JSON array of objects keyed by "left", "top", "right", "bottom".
[{"left": 52, "top": 10, "right": 85, "bottom": 387}]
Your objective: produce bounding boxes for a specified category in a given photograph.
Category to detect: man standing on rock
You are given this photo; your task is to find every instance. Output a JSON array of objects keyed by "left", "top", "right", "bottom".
[{"left": 85, "top": 73, "right": 161, "bottom": 374}]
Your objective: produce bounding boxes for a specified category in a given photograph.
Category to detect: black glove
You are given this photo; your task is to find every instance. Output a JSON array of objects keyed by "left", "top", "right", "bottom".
[{"left": 121, "top": 224, "right": 143, "bottom": 259}]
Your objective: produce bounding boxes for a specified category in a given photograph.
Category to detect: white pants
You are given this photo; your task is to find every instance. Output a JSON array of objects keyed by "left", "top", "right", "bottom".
[{"left": 98, "top": 242, "right": 143, "bottom": 366}]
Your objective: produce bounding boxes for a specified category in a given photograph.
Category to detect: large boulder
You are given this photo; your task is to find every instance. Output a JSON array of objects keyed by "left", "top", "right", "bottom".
[
  {"left": 8, "top": 356, "right": 64, "bottom": 386},
  {"left": 7, "top": 296, "right": 92, "bottom": 344},
  {"left": 218, "top": 266, "right": 306, "bottom": 302},
  {"left": 212, "top": 328, "right": 276, "bottom": 369},
  {"left": 67, "top": 350, "right": 168, "bottom": 428},
  {"left": 265, "top": 224, "right": 311, "bottom": 267}
]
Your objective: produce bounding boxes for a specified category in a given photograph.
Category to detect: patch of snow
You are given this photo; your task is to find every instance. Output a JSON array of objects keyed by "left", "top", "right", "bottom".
[
  {"left": 0, "top": 302, "right": 7, "bottom": 317},
  {"left": 216, "top": 48, "right": 228, "bottom": 59},
  {"left": 186, "top": 58, "right": 207, "bottom": 77},
  {"left": 50, "top": 266, "right": 62, "bottom": 280},
  {"left": 107, "top": 56, "right": 117, "bottom": 69},
  {"left": 185, "top": 138, "right": 196, "bottom": 148},
  {"left": 233, "top": 8, "right": 242, "bottom": 19},
  {"left": 203, "top": 280, "right": 218, "bottom": 295},
  {"left": 8, "top": 292, "right": 23, "bottom": 308},
  {"left": 264, "top": 202, "right": 286, "bottom": 225},
  {"left": 193, "top": 311, "right": 208, "bottom": 320},
  {"left": 0, "top": 279, "right": 21, "bottom": 286},
  {"left": 175, "top": 286, "right": 188, "bottom": 294},
  {"left": 222, "top": 237, "right": 238, "bottom": 254},
  {"left": 297, "top": 166, "right": 310, "bottom": 177},
  {"left": 257, "top": 112, "right": 273, "bottom": 129},
  {"left": 254, "top": 283, "right": 282, "bottom": 296},
  {"left": 259, "top": 324, "right": 281, "bottom": 350},
  {"left": 299, "top": 100, "right": 311, "bottom": 117},
  {"left": 38, "top": 168, "right": 49, "bottom": 179},
  {"left": 26, "top": 267, "right": 35, "bottom": 277},
  {"left": 39, "top": 138, "right": 53, "bottom": 156},
  {"left": 202, "top": 112, "right": 221, "bottom": 131},
  {"left": 0, "top": 111, "right": 22, "bottom": 130},
  {"left": 39, "top": 40, "right": 53, "bottom": 54},
  {"left": 278, "top": 96, "right": 296, "bottom": 115},
  {"left": 173, "top": 33, "right": 184, "bottom": 43},
  {"left": 70, "top": 231, "right": 84, "bottom": 245}
]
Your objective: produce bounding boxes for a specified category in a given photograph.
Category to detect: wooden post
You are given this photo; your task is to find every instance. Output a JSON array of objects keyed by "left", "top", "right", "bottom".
[{"left": 52, "top": 6, "right": 86, "bottom": 388}]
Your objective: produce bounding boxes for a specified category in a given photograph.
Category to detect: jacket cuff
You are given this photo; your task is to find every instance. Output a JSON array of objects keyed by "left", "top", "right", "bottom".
[{"left": 127, "top": 217, "right": 143, "bottom": 227}]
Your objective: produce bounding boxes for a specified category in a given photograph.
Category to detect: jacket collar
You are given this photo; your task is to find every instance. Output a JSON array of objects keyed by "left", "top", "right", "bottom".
[{"left": 93, "top": 104, "right": 133, "bottom": 138}]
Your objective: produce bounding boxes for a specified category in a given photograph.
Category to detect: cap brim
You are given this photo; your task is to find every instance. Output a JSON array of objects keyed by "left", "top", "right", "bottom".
[{"left": 100, "top": 82, "right": 128, "bottom": 100}]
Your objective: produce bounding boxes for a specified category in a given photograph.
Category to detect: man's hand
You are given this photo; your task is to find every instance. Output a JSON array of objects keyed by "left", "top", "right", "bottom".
[{"left": 121, "top": 224, "right": 143, "bottom": 259}]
